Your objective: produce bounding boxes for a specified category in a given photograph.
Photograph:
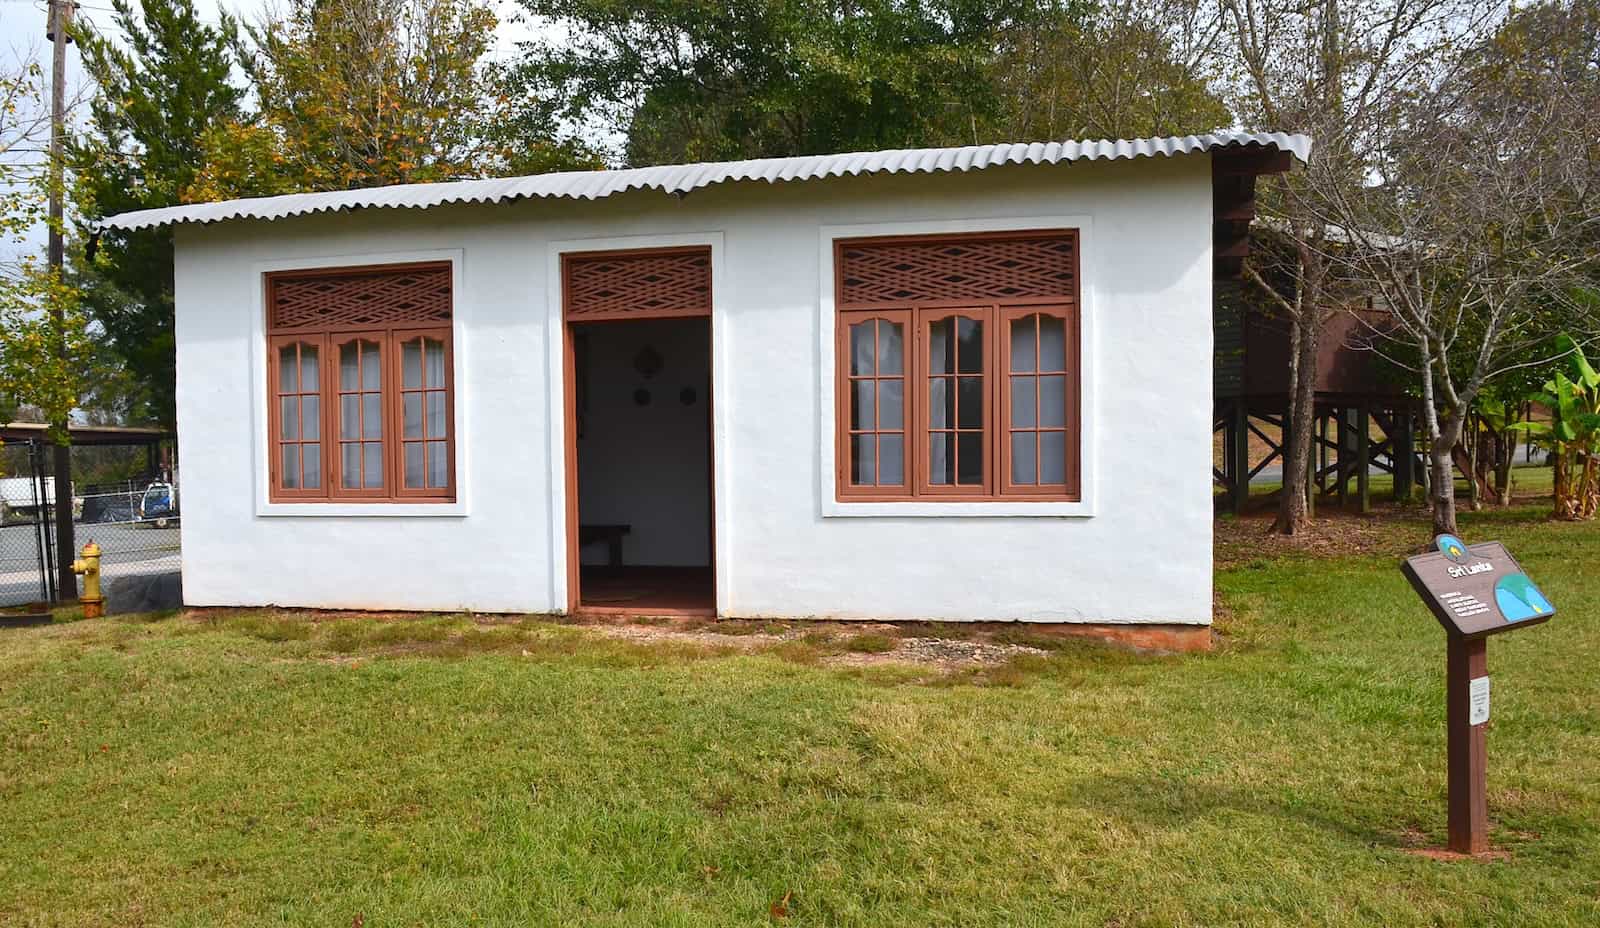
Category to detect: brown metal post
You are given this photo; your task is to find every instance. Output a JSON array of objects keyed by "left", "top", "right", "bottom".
[{"left": 1446, "top": 635, "right": 1489, "bottom": 854}]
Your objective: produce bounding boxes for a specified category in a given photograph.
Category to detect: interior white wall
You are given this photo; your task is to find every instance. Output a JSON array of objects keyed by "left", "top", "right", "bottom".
[
  {"left": 173, "top": 155, "right": 1214, "bottom": 623},
  {"left": 575, "top": 318, "right": 711, "bottom": 567}
]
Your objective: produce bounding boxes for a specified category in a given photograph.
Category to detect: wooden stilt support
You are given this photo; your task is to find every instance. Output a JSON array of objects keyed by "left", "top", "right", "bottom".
[
  {"left": 1357, "top": 404, "right": 1371, "bottom": 513},
  {"left": 1231, "top": 401, "right": 1249, "bottom": 514}
]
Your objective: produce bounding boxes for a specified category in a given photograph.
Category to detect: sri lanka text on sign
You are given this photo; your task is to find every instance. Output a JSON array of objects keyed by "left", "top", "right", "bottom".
[{"left": 1401, "top": 534, "right": 1555, "bottom": 639}]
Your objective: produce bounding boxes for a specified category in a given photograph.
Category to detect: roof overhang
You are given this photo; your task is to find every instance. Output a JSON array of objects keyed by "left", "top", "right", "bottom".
[
  {"left": 1212, "top": 146, "right": 1301, "bottom": 280},
  {"left": 96, "top": 132, "right": 1312, "bottom": 234}
]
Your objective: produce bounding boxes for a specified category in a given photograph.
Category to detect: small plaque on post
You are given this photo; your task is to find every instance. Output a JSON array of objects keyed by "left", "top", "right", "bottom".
[
  {"left": 1469, "top": 676, "right": 1490, "bottom": 726},
  {"left": 1401, "top": 534, "right": 1555, "bottom": 639}
]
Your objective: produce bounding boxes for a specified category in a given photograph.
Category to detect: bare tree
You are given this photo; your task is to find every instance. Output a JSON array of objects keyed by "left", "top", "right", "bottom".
[
  {"left": 1312, "top": 0, "right": 1600, "bottom": 536},
  {"left": 1220, "top": 0, "right": 1498, "bottom": 534}
]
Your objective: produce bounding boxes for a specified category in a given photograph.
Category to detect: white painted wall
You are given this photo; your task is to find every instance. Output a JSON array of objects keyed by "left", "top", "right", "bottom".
[
  {"left": 575, "top": 318, "right": 712, "bottom": 567},
  {"left": 173, "top": 155, "right": 1215, "bottom": 623}
]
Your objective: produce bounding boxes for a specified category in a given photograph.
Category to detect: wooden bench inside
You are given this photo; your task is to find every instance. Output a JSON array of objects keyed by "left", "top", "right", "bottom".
[{"left": 579, "top": 523, "right": 631, "bottom": 568}]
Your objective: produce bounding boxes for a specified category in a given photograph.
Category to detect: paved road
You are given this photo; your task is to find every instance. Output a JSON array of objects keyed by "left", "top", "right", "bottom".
[{"left": 0, "top": 520, "right": 179, "bottom": 606}]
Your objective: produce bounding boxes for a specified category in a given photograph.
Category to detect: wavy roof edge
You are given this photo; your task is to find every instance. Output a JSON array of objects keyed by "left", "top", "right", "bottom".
[{"left": 97, "top": 132, "right": 1312, "bottom": 233}]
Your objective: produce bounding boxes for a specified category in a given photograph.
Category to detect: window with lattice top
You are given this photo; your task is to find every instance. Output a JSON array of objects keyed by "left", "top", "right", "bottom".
[
  {"left": 837, "top": 232, "right": 1077, "bottom": 308},
  {"left": 564, "top": 247, "right": 712, "bottom": 320},
  {"left": 268, "top": 264, "right": 452, "bottom": 332},
  {"left": 265, "top": 261, "right": 455, "bottom": 503},
  {"left": 833, "top": 230, "right": 1081, "bottom": 502}
]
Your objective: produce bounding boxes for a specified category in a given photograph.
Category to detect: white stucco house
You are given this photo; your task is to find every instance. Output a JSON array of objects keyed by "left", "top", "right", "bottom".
[{"left": 99, "top": 132, "right": 1309, "bottom": 649}]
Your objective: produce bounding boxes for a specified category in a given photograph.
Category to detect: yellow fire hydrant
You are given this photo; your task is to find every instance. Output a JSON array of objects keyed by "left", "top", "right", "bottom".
[{"left": 71, "top": 541, "right": 104, "bottom": 619}]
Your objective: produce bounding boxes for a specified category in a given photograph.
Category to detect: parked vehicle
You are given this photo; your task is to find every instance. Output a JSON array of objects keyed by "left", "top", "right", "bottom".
[
  {"left": 138, "top": 480, "right": 178, "bottom": 528},
  {"left": 0, "top": 476, "right": 81, "bottom": 525}
]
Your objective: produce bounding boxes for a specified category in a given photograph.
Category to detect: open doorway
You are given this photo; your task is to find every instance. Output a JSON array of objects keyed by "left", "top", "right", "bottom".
[{"left": 567, "top": 315, "right": 713, "bottom": 614}]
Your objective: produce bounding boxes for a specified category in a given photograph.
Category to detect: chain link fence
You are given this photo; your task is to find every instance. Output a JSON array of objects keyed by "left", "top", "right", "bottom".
[{"left": 0, "top": 434, "right": 179, "bottom": 611}]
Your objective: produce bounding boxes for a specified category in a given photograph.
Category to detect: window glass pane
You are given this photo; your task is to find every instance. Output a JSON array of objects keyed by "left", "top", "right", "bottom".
[
  {"left": 362, "top": 342, "right": 381, "bottom": 389},
  {"left": 425, "top": 339, "right": 446, "bottom": 388},
  {"left": 956, "top": 432, "right": 983, "bottom": 485},
  {"left": 364, "top": 442, "right": 384, "bottom": 488},
  {"left": 878, "top": 434, "right": 903, "bottom": 486},
  {"left": 957, "top": 376, "right": 983, "bottom": 430},
  {"left": 851, "top": 380, "right": 875, "bottom": 431},
  {"left": 1039, "top": 375, "right": 1066, "bottom": 428},
  {"left": 340, "top": 395, "right": 359, "bottom": 440},
  {"left": 427, "top": 442, "right": 448, "bottom": 488},
  {"left": 340, "top": 342, "right": 359, "bottom": 390},
  {"left": 1039, "top": 314, "right": 1067, "bottom": 371},
  {"left": 928, "top": 318, "right": 952, "bottom": 374},
  {"left": 929, "top": 433, "right": 953, "bottom": 485},
  {"left": 279, "top": 345, "right": 298, "bottom": 391},
  {"left": 956, "top": 317, "right": 983, "bottom": 373},
  {"left": 426, "top": 392, "right": 447, "bottom": 439},
  {"left": 341, "top": 443, "right": 361, "bottom": 489},
  {"left": 299, "top": 345, "right": 319, "bottom": 391},
  {"left": 403, "top": 394, "right": 422, "bottom": 439},
  {"left": 1011, "top": 432, "right": 1038, "bottom": 484},
  {"left": 404, "top": 442, "right": 424, "bottom": 488},
  {"left": 403, "top": 340, "right": 422, "bottom": 388},
  {"left": 878, "top": 379, "right": 903, "bottom": 430},
  {"left": 1041, "top": 431, "right": 1067, "bottom": 484},
  {"left": 362, "top": 393, "right": 382, "bottom": 439},
  {"left": 280, "top": 396, "right": 298, "bottom": 440},
  {"left": 302, "top": 443, "right": 321, "bottom": 488},
  {"left": 301, "top": 395, "right": 319, "bottom": 441},
  {"left": 851, "top": 434, "right": 875, "bottom": 485},
  {"left": 1011, "top": 376, "right": 1037, "bottom": 428},
  {"left": 876, "top": 320, "right": 903, "bottom": 375},
  {"left": 281, "top": 444, "right": 300, "bottom": 489},
  {"left": 850, "top": 321, "right": 875, "bottom": 376},
  {"left": 928, "top": 378, "right": 950, "bottom": 428},
  {"left": 1010, "top": 316, "right": 1037, "bottom": 373}
]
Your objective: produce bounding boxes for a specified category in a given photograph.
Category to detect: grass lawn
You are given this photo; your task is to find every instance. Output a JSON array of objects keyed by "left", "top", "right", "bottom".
[{"left": 3, "top": 501, "right": 1599, "bottom": 925}]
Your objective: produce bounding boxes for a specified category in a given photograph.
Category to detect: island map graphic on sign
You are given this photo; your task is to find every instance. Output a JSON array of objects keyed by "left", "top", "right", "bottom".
[{"left": 1494, "top": 573, "right": 1553, "bottom": 622}]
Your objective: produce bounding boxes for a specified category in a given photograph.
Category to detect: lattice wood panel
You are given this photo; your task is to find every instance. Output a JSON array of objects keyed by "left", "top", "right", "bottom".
[
  {"left": 269, "top": 264, "right": 452, "bottom": 332},
  {"left": 564, "top": 248, "right": 712, "bottom": 320},
  {"left": 838, "top": 233, "right": 1077, "bottom": 307}
]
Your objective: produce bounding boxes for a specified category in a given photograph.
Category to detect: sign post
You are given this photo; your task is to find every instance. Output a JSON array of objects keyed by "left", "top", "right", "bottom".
[{"left": 1401, "top": 533, "right": 1553, "bottom": 856}]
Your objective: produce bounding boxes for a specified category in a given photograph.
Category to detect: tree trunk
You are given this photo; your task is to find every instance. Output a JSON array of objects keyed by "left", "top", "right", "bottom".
[
  {"left": 1273, "top": 316, "right": 1318, "bottom": 535},
  {"left": 1494, "top": 428, "right": 1515, "bottom": 507},
  {"left": 1431, "top": 414, "right": 1463, "bottom": 536}
]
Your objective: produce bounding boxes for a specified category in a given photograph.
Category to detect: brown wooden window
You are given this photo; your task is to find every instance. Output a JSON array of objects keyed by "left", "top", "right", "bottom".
[
  {"left": 265, "top": 263, "right": 455, "bottom": 502},
  {"left": 834, "top": 231, "right": 1080, "bottom": 502}
]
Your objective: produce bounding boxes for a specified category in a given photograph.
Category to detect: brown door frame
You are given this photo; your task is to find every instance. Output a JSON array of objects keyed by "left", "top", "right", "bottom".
[{"left": 561, "top": 247, "right": 716, "bottom": 616}]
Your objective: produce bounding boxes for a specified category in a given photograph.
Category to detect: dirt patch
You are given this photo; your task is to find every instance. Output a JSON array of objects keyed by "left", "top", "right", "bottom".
[
  {"left": 1403, "top": 847, "right": 1513, "bottom": 863},
  {"left": 586, "top": 619, "right": 1048, "bottom": 668}
]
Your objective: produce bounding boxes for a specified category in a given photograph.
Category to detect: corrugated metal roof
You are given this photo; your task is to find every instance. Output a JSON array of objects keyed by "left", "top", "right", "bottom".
[{"left": 97, "top": 132, "right": 1311, "bottom": 232}]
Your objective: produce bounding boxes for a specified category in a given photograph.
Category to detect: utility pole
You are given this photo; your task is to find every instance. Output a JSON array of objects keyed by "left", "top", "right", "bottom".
[{"left": 46, "top": 0, "right": 76, "bottom": 600}]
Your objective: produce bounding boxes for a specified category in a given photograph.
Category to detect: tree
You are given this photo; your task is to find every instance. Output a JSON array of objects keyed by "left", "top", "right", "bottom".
[
  {"left": 1220, "top": 0, "right": 1496, "bottom": 535},
  {"left": 70, "top": 0, "right": 245, "bottom": 427},
  {"left": 505, "top": 0, "right": 1230, "bottom": 167},
  {"left": 190, "top": 0, "right": 591, "bottom": 200},
  {"left": 1317, "top": 0, "right": 1600, "bottom": 535},
  {"left": 990, "top": 0, "right": 1230, "bottom": 140},
  {"left": 0, "top": 55, "right": 91, "bottom": 433}
]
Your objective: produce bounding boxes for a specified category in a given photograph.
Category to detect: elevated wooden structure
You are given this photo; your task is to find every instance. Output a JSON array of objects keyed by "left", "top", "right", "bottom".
[{"left": 1212, "top": 284, "right": 1420, "bottom": 514}]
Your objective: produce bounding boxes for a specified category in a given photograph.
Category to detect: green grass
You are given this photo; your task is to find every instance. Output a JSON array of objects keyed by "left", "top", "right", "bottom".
[{"left": 3, "top": 509, "right": 1599, "bottom": 926}]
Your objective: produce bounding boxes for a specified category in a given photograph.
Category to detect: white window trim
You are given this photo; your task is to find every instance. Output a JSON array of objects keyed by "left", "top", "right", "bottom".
[
  {"left": 543, "top": 231, "right": 731, "bottom": 613},
  {"left": 251, "top": 248, "right": 470, "bottom": 517},
  {"left": 817, "top": 215, "right": 1098, "bottom": 518}
]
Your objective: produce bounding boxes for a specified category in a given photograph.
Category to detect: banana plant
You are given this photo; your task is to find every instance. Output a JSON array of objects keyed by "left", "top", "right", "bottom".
[{"left": 1514, "top": 334, "right": 1600, "bottom": 519}]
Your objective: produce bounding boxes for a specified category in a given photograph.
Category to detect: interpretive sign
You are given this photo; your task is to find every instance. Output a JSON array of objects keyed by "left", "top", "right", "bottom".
[
  {"left": 1401, "top": 534, "right": 1554, "bottom": 855},
  {"left": 1401, "top": 534, "right": 1555, "bottom": 639}
]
